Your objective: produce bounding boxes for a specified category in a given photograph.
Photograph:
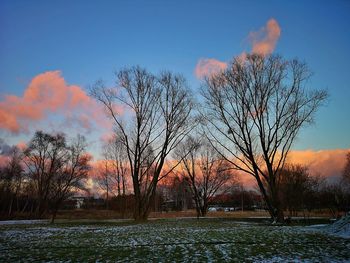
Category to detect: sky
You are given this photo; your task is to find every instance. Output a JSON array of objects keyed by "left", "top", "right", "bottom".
[{"left": 0, "top": 0, "right": 349, "bottom": 179}]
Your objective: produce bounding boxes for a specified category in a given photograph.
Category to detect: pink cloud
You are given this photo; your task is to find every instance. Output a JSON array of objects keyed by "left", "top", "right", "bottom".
[
  {"left": 194, "top": 18, "right": 281, "bottom": 79},
  {"left": 194, "top": 58, "right": 228, "bottom": 79},
  {"left": 0, "top": 71, "right": 113, "bottom": 134},
  {"left": 249, "top": 18, "right": 281, "bottom": 56}
]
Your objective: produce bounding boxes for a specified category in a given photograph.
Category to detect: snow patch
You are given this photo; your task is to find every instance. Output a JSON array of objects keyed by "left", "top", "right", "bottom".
[
  {"left": 325, "top": 213, "right": 350, "bottom": 239},
  {"left": 0, "top": 219, "right": 48, "bottom": 225}
]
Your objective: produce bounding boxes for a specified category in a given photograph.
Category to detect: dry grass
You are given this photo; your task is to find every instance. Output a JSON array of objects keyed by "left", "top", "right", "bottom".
[
  {"left": 54, "top": 209, "right": 334, "bottom": 221},
  {"left": 55, "top": 209, "right": 130, "bottom": 220}
]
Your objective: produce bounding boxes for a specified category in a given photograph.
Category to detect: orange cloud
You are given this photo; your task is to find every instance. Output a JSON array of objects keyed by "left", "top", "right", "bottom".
[
  {"left": 249, "top": 18, "right": 281, "bottom": 56},
  {"left": 237, "top": 148, "right": 349, "bottom": 189},
  {"left": 194, "top": 18, "right": 281, "bottom": 79},
  {"left": 194, "top": 58, "right": 228, "bottom": 79},
  {"left": 0, "top": 71, "right": 112, "bottom": 134},
  {"left": 288, "top": 148, "right": 349, "bottom": 179}
]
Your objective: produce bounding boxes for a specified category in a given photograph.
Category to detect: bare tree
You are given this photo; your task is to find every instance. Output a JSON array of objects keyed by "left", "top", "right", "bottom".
[
  {"left": 91, "top": 67, "right": 194, "bottom": 221},
  {"left": 342, "top": 152, "right": 350, "bottom": 190},
  {"left": 95, "top": 158, "right": 114, "bottom": 209},
  {"left": 175, "top": 136, "right": 235, "bottom": 217},
  {"left": 104, "top": 136, "right": 128, "bottom": 197},
  {"left": 0, "top": 146, "right": 24, "bottom": 216},
  {"left": 24, "top": 131, "right": 91, "bottom": 221},
  {"left": 102, "top": 136, "right": 129, "bottom": 216},
  {"left": 24, "top": 131, "right": 67, "bottom": 217},
  {"left": 49, "top": 135, "right": 91, "bottom": 223},
  {"left": 201, "top": 54, "right": 328, "bottom": 222}
]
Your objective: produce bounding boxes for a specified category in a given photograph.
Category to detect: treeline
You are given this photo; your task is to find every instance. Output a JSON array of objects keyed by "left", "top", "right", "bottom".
[
  {"left": 0, "top": 131, "right": 91, "bottom": 222},
  {"left": 1, "top": 130, "right": 349, "bottom": 222},
  {"left": 92, "top": 163, "right": 350, "bottom": 219},
  {"left": 157, "top": 164, "right": 350, "bottom": 218},
  {"left": 277, "top": 164, "right": 350, "bottom": 218}
]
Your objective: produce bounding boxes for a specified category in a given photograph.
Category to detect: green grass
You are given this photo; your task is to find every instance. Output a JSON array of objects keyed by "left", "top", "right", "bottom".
[{"left": 0, "top": 218, "right": 349, "bottom": 262}]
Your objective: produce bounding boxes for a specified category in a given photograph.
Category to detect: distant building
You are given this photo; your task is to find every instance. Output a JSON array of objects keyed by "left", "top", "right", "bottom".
[{"left": 69, "top": 196, "right": 85, "bottom": 209}]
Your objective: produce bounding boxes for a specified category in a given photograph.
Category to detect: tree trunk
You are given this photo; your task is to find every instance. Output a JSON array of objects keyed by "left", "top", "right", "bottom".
[
  {"left": 255, "top": 175, "right": 284, "bottom": 223},
  {"left": 133, "top": 188, "right": 149, "bottom": 221},
  {"left": 106, "top": 187, "right": 109, "bottom": 210},
  {"left": 200, "top": 205, "right": 207, "bottom": 217},
  {"left": 30, "top": 200, "right": 34, "bottom": 216},
  {"left": 270, "top": 183, "right": 284, "bottom": 223},
  {"left": 8, "top": 195, "right": 13, "bottom": 217},
  {"left": 255, "top": 176, "right": 275, "bottom": 220},
  {"left": 133, "top": 199, "right": 148, "bottom": 221},
  {"left": 51, "top": 207, "right": 58, "bottom": 224},
  {"left": 195, "top": 207, "right": 201, "bottom": 218},
  {"left": 21, "top": 197, "right": 29, "bottom": 213},
  {"left": 36, "top": 198, "right": 42, "bottom": 218}
]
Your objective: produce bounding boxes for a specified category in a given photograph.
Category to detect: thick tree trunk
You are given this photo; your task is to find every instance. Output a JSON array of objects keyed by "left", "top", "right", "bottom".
[
  {"left": 255, "top": 175, "right": 284, "bottom": 223},
  {"left": 200, "top": 205, "right": 207, "bottom": 217},
  {"left": 133, "top": 177, "right": 160, "bottom": 221},
  {"left": 269, "top": 182, "right": 284, "bottom": 223},
  {"left": 133, "top": 199, "right": 149, "bottom": 221},
  {"left": 133, "top": 189, "right": 150, "bottom": 221}
]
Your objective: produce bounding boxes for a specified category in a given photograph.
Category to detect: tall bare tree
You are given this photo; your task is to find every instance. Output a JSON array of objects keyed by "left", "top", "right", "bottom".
[
  {"left": 201, "top": 54, "right": 328, "bottom": 222},
  {"left": 91, "top": 67, "right": 194, "bottom": 220},
  {"left": 175, "top": 136, "right": 235, "bottom": 217}
]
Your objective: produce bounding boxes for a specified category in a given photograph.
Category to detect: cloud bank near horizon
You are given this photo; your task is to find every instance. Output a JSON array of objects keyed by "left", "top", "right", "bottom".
[{"left": 238, "top": 148, "right": 349, "bottom": 188}]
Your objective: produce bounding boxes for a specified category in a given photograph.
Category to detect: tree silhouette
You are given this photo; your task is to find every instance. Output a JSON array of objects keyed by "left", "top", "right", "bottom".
[
  {"left": 201, "top": 54, "right": 328, "bottom": 222},
  {"left": 91, "top": 67, "right": 194, "bottom": 221}
]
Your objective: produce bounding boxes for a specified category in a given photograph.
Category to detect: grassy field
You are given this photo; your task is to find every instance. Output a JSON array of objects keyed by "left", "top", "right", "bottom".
[{"left": 1, "top": 218, "right": 349, "bottom": 262}]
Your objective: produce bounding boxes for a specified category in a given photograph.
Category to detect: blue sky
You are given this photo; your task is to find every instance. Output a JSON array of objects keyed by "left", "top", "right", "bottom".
[{"left": 0, "top": 0, "right": 349, "bottom": 152}]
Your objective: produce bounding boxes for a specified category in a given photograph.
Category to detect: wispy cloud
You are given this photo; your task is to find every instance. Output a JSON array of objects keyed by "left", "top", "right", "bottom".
[{"left": 194, "top": 18, "right": 281, "bottom": 79}]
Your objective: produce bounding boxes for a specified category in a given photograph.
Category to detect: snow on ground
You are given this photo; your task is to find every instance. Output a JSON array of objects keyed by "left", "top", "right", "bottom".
[
  {"left": 324, "top": 213, "right": 350, "bottom": 239},
  {"left": 0, "top": 219, "right": 48, "bottom": 225},
  {"left": 0, "top": 219, "right": 349, "bottom": 262}
]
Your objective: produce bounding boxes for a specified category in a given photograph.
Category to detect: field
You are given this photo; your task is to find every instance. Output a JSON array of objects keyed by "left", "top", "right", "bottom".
[{"left": 1, "top": 218, "right": 349, "bottom": 262}]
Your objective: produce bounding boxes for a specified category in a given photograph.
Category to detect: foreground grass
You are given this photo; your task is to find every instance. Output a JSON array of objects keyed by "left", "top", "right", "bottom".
[{"left": 0, "top": 218, "right": 349, "bottom": 262}]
